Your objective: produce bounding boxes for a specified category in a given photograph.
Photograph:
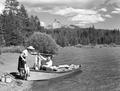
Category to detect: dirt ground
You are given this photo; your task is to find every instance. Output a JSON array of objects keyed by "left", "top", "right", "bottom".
[{"left": 0, "top": 53, "right": 35, "bottom": 91}]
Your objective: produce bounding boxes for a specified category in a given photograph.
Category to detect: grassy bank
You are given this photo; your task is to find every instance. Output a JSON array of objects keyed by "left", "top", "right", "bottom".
[{"left": 0, "top": 46, "right": 25, "bottom": 54}]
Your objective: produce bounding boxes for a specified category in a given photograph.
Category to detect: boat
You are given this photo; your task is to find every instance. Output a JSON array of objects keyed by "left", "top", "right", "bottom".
[{"left": 27, "top": 65, "right": 81, "bottom": 81}]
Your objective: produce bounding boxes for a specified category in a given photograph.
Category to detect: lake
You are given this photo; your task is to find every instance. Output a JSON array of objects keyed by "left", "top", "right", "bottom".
[{"left": 30, "top": 47, "right": 120, "bottom": 91}]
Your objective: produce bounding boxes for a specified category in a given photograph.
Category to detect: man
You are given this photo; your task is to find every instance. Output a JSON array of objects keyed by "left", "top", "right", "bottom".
[
  {"left": 45, "top": 56, "right": 53, "bottom": 67},
  {"left": 34, "top": 53, "right": 47, "bottom": 70},
  {"left": 18, "top": 46, "right": 35, "bottom": 77},
  {"left": 42, "top": 56, "right": 53, "bottom": 68}
]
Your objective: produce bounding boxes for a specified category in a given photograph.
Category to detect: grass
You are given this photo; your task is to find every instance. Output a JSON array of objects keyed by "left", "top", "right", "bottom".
[{"left": 0, "top": 46, "right": 25, "bottom": 54}]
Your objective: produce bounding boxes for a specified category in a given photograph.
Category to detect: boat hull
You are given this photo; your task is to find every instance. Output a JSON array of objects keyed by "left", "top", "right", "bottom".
[{"left": 28, "top": 68, "right": 81, "bottom": 81}]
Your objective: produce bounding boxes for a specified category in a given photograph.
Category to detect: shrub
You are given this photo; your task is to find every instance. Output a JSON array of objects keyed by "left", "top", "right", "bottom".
[{"left": 26, "top": 32, "right": 58, "bottom": 54}]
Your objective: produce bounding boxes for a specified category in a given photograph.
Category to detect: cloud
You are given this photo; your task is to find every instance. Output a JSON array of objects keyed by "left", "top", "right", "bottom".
[
  {"left": 74, "top": 23, "right": 87, "bottom": 27},
  {"left": 104, "top": 14, "right": 112, "bottom": 18},
  {"left": 99, "top": 8, "right": 107, "bottom": 12},
  {"left": 19, "top": 0, "right": 110, "bottom": 9},
  {"left": 0, "top": 0, "right": 112, "bottom": 27},
  {"left": 27, "top": 7, "right": 43, "bottom": 13},
  {"left": 19, "top": 0, "right": 120, "bottom": 16},
  {"left": 19, "top": 0, "right": 95, "bottom": 9},
  {"left": 52, "top": 7, "right": 105, "bottom": 26},
  {"left": 19, "top": 0, "right": 94, "bottom": 6},
  {"left": 26, "top": 6, "right": 106, "bottom": 26},
  {"left": 107, "top": 0, "right": 120, "bottom": 7},
  {"left": 19, "top": 0, "right": 93, "bottom": 4},
  {"left": 19, "top": 0, "right": 120, "bottom": 9},
  {"left": 71, "top": 14, "right": 104, "bottom": 25},
  {"left": 53, "top": 7, "right": 97, "bottom": 16},
  {"left": 111, "top": 8, "right": 120, "bottom": 14},
  {"left": 18, "top": 0, "right": 120, "bottom": 15}
]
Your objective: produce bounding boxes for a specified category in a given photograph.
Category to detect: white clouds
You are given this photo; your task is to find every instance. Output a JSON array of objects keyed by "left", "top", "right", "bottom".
[
  {"left": 19, "top": 0, "right": 94, "bottom": 5},
  {"left": 112, "top": 8, "right": 120, "bottom": 14},
  {"left": 52, "top": 7, "right": 105, "bottom": 26},
  {"left": 20, "top": 0, "right": 120, "bottom": 10},
  {"left": 54, "top": 7, "right": 75, "bottom": 16},
  {"left": 75, "top": 23, "right": 87, "bottom": 27},
  {"left": 104, "top": 14, "right": 112, "bottom": 18},
  {"left": 19, "top": 0, "right": 107, "bottom": 9},
  {"left": 18, "top": 0, "right": 114, "bottom": 27},
  {"left": 71, "top": 14, "right": 104, "bottom": 25},
  {"left": 54, "top": 7, "right": 97, "bottom": 16},
  {"left": 107, "top": 0, "right": 120, "bottom": 7},
  {"left": 26, "top": 6, "right": 107, "bottom": 26},
  {"left": 20, "top": 0, "right": 89, "bottom": 3},
  {"left": 27, "top": 7, "right": 43, "bottom": 13},
  {"left": 99, "top": 8, "right": 107, "bottom": 12},
  {"left": 0, "top": 0, "right": 113, "bottom": 27},
  {"left": 18, "top": 0, "right": 120, "bottom": 11}
]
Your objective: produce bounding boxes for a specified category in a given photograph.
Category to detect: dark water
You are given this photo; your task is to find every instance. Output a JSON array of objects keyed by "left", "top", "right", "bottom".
[{"left": 30, "top": 47, "right": 120, "bottom": 91}]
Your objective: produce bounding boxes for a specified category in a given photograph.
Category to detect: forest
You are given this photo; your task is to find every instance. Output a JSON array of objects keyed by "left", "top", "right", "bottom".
[
  {"left": 0, "top": 0, "right": 120, "bottom": 47},
  {"left": 46, "top": 27, "right": 120, "bottom": 47}
]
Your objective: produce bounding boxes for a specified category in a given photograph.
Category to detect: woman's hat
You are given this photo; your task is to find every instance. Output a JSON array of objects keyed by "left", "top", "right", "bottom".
[{"left": 27, "top": 46, "right": 35, "bottom": 50}]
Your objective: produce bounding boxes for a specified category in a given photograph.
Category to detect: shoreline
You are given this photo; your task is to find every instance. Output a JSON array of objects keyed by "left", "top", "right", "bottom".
[
  {"left": 0, "top": 80, "right": 33, "bottom": 91},
  {"left": 74, "top": 44, "right": 120, "bottom": 48}
]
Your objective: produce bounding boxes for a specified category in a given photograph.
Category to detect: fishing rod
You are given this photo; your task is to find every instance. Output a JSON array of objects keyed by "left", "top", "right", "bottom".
[
  {"left": 31, "top": 51, "right": 54, "bottom": 56},
  {"left": 39, "top": 53, "right": 53, "bottom": 56}
]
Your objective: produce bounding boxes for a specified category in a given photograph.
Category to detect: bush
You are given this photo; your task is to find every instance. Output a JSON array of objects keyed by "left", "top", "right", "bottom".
[{"left": 26, "top": 32, "right": 58, "bottom": 54}]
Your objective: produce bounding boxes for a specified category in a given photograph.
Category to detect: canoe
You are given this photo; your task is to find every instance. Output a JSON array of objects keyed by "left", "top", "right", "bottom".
[{"left": 27, "top": 66, "right": 81, "bottom": 81}]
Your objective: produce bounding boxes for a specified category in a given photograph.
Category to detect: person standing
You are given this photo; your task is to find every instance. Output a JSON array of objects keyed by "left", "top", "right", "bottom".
[{"left": 18, "top": 46, "right": 35, "bottom": 76}]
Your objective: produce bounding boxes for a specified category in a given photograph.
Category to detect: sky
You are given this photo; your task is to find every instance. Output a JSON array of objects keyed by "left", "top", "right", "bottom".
[{"left": 0, "top": 0, "right": 120, "bottom": 29}]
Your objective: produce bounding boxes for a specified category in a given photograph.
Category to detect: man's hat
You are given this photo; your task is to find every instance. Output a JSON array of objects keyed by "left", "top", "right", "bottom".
[{"left": 27, "top": 46, "right": 35, "bottom": 50}]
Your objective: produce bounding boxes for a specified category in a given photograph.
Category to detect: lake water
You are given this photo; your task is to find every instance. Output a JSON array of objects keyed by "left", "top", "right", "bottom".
[{"left": 30, "top": 47, "right": 120, "bottom": 91}]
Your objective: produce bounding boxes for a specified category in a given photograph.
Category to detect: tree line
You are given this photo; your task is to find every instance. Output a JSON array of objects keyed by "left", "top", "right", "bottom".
[
  {"left": 0, "top": 0, "right": 120, "bottom": 47},
  {"left": 45, "top": 27, "right": 120, "bottom": 47}
]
